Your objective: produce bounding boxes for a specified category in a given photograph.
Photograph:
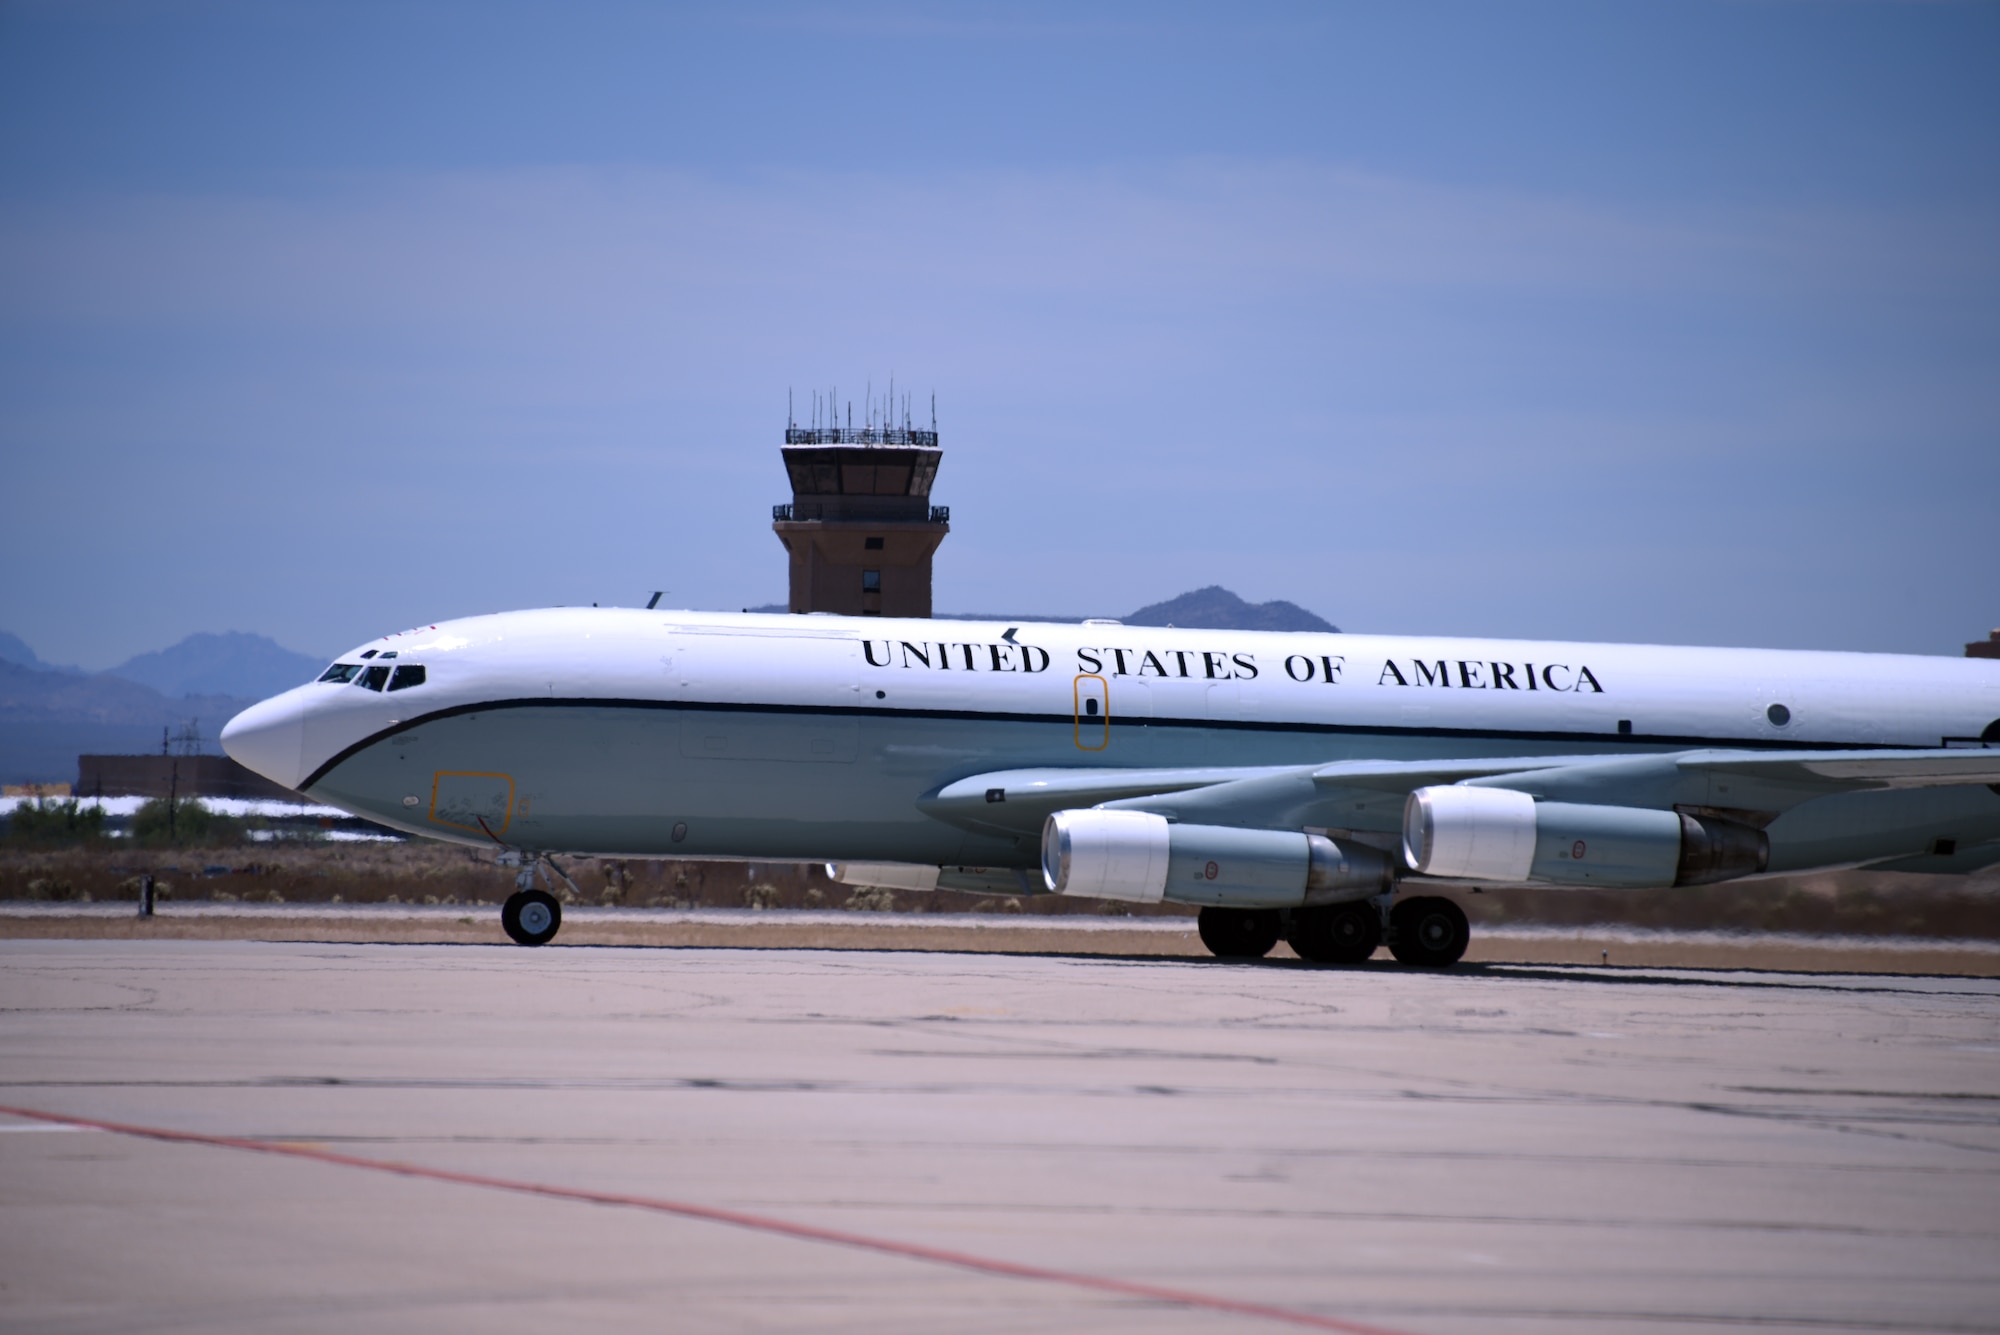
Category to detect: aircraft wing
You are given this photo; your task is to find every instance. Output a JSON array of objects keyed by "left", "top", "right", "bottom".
[
  {"left": 921, "top": 755, "right": 1647, "bottom": 840},
  {"left": 918, "top": 765, "right": 1307, "bottom": 839},
  {"left": 923, "top": 748, "right": 2000, "bottom": 841}
]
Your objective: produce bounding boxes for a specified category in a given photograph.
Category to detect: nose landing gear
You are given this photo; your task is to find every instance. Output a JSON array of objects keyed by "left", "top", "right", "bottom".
[
  {"left": 500, "top": 854, "right": 579, "bottom": 947},
  {"left": 502, "top": 887, "right": 561, "bottom": 946}
]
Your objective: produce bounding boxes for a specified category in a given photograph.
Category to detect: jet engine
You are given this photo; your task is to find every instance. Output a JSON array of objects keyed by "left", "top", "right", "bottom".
[
  {"left": 1041, "top": 809, "right": 1395, "bottom": 907},
  {"left": 1402, "top": 785, "right": 1768, "bottom": 888}
]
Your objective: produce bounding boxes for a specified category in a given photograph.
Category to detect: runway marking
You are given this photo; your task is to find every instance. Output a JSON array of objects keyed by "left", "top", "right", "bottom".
[
  {"left": 0, "top": 1122, "right": 92, "bottom": 1132},
  {"left": 0, "top": 1102, "right": 1414, "bottom": 1335}
]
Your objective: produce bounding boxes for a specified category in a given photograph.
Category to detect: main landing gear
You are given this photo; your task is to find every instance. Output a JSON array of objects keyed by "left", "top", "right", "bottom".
[
  {"left": 1387, "top": 895, "right": 1470, "bottom": 968},
  {"left": 1287, "top": 901, "right": 1381, "bottom": 965},
  {"left": 1195, "top": 894, "right": 1471, "bottom": 968},
  {"left": 1196, "top": 907, "right": 1283, "bottom": 959},
  {"left": 501, "top": 854, "right": 579, "bottom": 947}
]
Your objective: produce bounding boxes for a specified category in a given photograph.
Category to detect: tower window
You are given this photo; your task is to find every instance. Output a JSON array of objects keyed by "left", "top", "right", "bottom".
[
  {"left": 864, "top": 536, "right": 884, "bottom": 550},
  {"left": 862, "top": 569, "right": 881, "bottom": 593}
]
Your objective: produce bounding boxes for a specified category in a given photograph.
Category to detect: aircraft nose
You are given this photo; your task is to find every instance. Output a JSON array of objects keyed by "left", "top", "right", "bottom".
[{"left": 221, "top": 692, "right": 309, "bottom": 792}]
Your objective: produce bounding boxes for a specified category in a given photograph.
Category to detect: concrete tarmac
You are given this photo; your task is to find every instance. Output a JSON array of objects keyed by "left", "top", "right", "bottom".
[
  {"left": 2, "top": 941, "right": 1997, "bottom": 1334},
  {"left": 9, "top": 903, "right": 2000, "bottom": 975}
]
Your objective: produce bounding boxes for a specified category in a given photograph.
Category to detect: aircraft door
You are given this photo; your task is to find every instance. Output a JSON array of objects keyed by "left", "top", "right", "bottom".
[{"left": 1074, "top": 674, "right": 1109, "bottom": 751}]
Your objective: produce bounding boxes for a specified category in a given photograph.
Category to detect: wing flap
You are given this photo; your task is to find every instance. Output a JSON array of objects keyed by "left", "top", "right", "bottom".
[
  {"left": 1311, "top": 755, "right": 1609, "bottom": 791},
  {"left": 1674, "top": 748, "right": 2000, "bottom": 791}
]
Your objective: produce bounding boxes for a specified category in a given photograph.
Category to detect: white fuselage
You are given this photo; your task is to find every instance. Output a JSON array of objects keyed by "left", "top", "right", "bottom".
[{"left": 220, "top": 609, "right": 2000, "bottom": 878}]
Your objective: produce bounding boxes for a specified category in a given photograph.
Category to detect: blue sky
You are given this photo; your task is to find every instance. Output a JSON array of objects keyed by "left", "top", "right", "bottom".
[{"left": 2, "top": 1, "right": 1995, "bottom": 669}]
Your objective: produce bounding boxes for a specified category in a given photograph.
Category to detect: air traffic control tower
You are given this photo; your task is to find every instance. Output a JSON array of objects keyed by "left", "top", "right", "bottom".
[{"left": 772, "top": 410, "right": 949, "bottom": 617}]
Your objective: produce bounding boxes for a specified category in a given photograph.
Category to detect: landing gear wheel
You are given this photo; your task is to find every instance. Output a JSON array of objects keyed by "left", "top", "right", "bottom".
[
  {"left": 1388, "top": 896, "right": 1469, "bottom": 967},
  {"left": 1197, "top": 906, "right": 1282, "bottom": 959},
  {"left": 502, "top": 888, "right": 562, "bottom": 947},
  {"left": 1287, "top": 901, "right": 1381, "bottom": 964}
]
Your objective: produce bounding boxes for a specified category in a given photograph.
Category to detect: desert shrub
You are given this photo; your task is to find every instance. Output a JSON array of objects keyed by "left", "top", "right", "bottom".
[
  {"left": 7, "top": 798, "right": 106, "bottom": 846},
  {"left": 132, "top": 797, "right": 238, "bottom": 848}
]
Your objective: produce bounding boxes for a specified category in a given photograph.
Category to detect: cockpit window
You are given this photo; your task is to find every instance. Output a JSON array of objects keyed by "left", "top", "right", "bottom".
[
  {"left": 380, "top": 651, "right": 398, "bottom": 659},
  {"left": 359, "top": 650, "right": 379, "bottom": 659},
  {"left": 358, "top": 664, "right": 392, "bottom": 691},
  {"left": 318, "top": 663, "right": 363, "bottom": 683},
  {"left": 388, "top": 664, "right": 427, "bottom": 691}
]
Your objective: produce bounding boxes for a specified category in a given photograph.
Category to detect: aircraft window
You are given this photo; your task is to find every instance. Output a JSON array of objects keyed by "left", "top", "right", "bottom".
[
  {"left": 359, "top": 650, "right": 379, "bottom": 659},
  {"left": 359, "top": 665, "right": 391, "bottom": 691},
  {"left": 318, "top": 663, "right": 363, "bottom": 683},
  {"left": 1767, "top": 703, "right": 1791, "bottom": 727},
  {"left": 388, "top": 664, "right": 427, "bottom": 691},
  {"left": 381, "top": 651, "right": 398, "bottom": 659}
]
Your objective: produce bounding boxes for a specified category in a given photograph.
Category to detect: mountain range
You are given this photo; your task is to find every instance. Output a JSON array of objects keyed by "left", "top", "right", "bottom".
[
  {"left": 1119, "top": 586, "right": 1337, "bottom": 633},
  {"left": 0, "top": 628, "right": 328, "bottom": 699},
  {"left": 0, "top": 632, "right": 327, "bottom": 785},
  {"left": 98, "top": 632, "right": 328, "bottom": 700}
]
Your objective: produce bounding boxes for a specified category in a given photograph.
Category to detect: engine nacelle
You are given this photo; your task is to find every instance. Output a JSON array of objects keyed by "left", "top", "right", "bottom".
[
  {"left": 1402, "top": 786, "right": 1768, "bottom": 888},
  {"left": 1041, "top": 810, "right": 1394, "bottom": 907}
]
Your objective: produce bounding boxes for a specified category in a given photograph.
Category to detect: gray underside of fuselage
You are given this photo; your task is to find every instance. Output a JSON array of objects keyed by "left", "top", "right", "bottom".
[{"left": 305, "top": 703, "right": 2000, "bottom": 875}]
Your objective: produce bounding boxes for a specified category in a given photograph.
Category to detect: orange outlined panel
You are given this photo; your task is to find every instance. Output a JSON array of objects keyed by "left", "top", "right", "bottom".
[
  {"left": 1073, "top": 674, "right": 1110, "bottom": 751},
  {"left": 429, "top": 771, "right": 515, "bottom": 836}
]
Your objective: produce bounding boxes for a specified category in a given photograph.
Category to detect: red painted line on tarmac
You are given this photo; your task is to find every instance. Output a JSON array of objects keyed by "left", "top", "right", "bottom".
[{"left": 0, "top": 1102, "right": 1416, "bottom": 1335}]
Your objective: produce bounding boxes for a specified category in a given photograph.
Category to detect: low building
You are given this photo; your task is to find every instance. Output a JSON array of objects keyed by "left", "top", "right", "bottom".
[
  {"left": 1968, "top": 631, "right": 2000, "bottom": 661},
  {"left": 76, "top": 755, "right": 299, "bottom": 801}
]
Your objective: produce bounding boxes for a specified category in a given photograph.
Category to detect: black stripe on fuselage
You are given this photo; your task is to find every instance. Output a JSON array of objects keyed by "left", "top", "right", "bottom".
[{"left": 295, "top": 694, "right": 1904, "bottom": 792}]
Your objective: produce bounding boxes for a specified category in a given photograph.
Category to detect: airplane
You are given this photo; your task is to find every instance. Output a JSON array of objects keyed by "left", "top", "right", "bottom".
[{"left": 219, "top": 608, "right": 2000, "bottom": 961}]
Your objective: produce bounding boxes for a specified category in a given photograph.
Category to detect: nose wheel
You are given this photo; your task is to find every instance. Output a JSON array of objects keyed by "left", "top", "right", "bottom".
[
  {"left": 502, "top": 888, "right": 562, "bottom": 946},
  {"left": 499, "top": 854, "right": 576, "bottom": 946}
]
